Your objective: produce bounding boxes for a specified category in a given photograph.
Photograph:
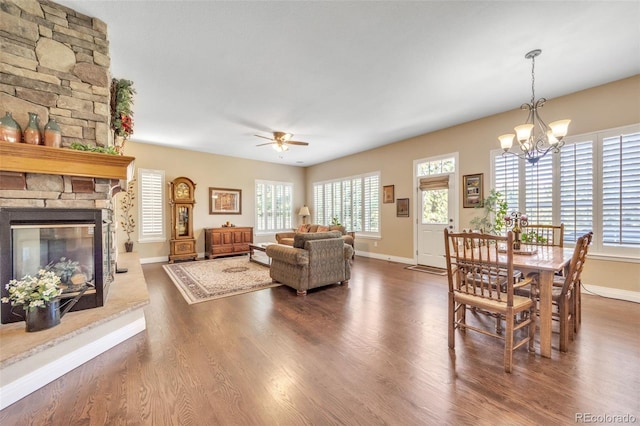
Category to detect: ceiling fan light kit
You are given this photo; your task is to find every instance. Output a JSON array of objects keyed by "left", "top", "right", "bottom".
[{"left": 255, "top": 131, "right": 310, "bottom": 151}]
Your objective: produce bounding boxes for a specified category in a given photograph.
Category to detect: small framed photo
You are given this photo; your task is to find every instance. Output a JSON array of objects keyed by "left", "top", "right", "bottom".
[
  {"left": 383, "top": 185, "right": 395, "bottom": 203},
  {"left": 209, "top": 188, "right": 242, "bottom": 214},
  {"left": 396, "top": 198, "right": 409, "bottom": 217},
  {"left": 463, "top": 174, "right": 484, "bottom": 208}
]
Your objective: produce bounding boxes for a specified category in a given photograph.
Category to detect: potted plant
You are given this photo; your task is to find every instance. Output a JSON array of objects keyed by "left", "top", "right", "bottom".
[
  {"left": 1, "top": 270, "right": 63, "bottom": 331},
  {"left": 120, "top": 179, "right": 136, "bottom": 252},
  {"left": 110, "top": 78, "right": 135, "bottom": 154},
  {"left": 469, "top": 189, "right": 509, "bottom": 235}
]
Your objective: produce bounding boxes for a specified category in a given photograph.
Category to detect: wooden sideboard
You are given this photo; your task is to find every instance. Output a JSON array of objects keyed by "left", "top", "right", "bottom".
[{"left": 204, "top": 227, "right": 253, "bottom": 259}]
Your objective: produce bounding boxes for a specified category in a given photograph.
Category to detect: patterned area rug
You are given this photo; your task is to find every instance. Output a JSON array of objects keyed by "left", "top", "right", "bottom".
[
  {"left": 163, "top": 257, "right": 278, "bottom": 304},
  {"left": 404, "top": 265, "right": 447, "bottom": 276}
]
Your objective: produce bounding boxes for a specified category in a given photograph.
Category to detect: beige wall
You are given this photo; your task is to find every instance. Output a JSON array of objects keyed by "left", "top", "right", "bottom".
[
  {"left": 306, "top": 75, "right": 640, "bottom": 292},
  {"left": 116, "top": 142, "right": 306, "bottom": 260},
  {"left": 120, "top": 76, "right": 639, "bottom": 293}
]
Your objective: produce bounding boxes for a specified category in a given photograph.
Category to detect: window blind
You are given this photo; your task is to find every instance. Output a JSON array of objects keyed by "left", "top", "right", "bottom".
[
  {"left": 138, "top": 169, "right": 165, "bottom": 242},
  {"left": 602, "top": 132, "right": 640, "bottom": 246},
  {"left": 560, "top": 140, "right": 593, "bottom": 242}
]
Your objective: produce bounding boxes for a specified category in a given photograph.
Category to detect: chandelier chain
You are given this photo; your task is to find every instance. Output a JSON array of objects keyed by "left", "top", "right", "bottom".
[{"left": 530, "top": 54, "right": 536, "bottom": 105}]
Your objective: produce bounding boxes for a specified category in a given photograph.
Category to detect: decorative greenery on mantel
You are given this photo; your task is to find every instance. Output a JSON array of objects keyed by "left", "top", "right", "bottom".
[{"left": 70, "top": 142, "right": 118, "bottom": 155}]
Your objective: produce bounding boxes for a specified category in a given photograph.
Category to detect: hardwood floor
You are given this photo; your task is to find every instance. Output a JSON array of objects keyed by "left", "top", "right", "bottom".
[{"left": 1, "top": 256, "right": 638, "bottom": 425}]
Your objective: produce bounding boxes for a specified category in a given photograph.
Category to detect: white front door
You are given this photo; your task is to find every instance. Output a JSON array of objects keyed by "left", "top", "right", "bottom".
[{"left": 417, "top": 176, "right": 455, "bottom": 268}]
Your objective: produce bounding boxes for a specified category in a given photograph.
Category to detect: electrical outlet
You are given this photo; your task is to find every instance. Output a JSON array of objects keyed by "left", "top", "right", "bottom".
[{"left": 374, "top": 241, "right": 378, "bottom": 247}]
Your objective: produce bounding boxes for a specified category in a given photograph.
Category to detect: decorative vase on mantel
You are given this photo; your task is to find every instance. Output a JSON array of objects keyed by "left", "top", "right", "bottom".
[
  {"left": 0, "top": 111, "right": 22, "bottom": 143},
  {"left": 23, "top": 112, "right": 41, "bottom": 145},
  {"left": 44, "top": 116, "right": 62, "bottom": 148},
  {"left": 25, "top": 299, "right": 61, "bottom": 332}
]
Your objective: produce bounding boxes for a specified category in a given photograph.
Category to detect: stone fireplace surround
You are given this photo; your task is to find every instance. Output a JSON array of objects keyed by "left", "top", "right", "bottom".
[
  {"left": 0, "top": 143, "right": 148, "bottom": 409},
  {"left": 0, "top": 0, "right": 149, "bottom": 407}
]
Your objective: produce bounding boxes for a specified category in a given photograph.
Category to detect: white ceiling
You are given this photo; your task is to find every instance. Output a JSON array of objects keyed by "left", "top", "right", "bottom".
[{"left": 55, "top": 1, "right": 640, "bottom": 167}]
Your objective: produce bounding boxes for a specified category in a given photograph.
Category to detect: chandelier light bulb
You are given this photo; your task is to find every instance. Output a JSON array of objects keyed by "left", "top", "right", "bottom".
[
  {"left": 549, "top": 119, "right": 571, "bottom": 140},
  {"left": 499, "top": 134, "right": 515, "bottom": 150},
  {"left": 514, "top": 124, "right": 534, "bottom": 143}
]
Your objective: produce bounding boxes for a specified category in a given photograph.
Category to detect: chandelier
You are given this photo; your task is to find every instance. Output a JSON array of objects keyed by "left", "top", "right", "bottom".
[{"left": 498, "top": 49, "right": 571, "bottom": 165}]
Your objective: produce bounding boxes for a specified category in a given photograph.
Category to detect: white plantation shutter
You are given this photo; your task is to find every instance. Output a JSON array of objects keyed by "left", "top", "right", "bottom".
[
  {"left": 492, "top": 124, "right": 640, "bottom": 257},
  {"left": 312, "top": 172, "right": 379, "bottom": 235},
  {"left": 138, "top": 169, "right": 165, "bottom": 242},
  {"left": 313, "top": 184, "right": 325, "bottom": 226},
  {"left": 525, "top": 153, "right": 553, "bottom": 224},
  {"left": 561, "top": 140, "right": 593, "bottom": 242},
  {"left": 602, "top": 132, "right": 640, "bottom": 246},
  {"left": 364, "top": 173, "right": 379, "bottom": 233},
  {"left": 493, "top": 152, "right": 519, "bottom": 212},
  {"left": 255, "top": 180, "right": 292, "bottom": 233}
]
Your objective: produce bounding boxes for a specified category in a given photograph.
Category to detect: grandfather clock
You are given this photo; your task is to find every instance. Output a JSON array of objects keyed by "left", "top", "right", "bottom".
[{"left": 169, "top": 176, "right": 198, "bottom": 263}]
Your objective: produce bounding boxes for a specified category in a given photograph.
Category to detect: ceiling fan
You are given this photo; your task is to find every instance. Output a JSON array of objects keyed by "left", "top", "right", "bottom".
[{"left": 255, "top": 131, "right": 309, "bottom": 152}]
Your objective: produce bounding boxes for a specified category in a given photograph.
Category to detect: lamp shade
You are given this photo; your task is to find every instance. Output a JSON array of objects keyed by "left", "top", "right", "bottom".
[{"left": 298, "top": 206, "right": 310, "bottom": 216}]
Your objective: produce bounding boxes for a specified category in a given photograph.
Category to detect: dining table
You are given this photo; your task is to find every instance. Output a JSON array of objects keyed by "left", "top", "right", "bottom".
[{"left": 509, "top": 245, "right": 574, "bottom": 358}]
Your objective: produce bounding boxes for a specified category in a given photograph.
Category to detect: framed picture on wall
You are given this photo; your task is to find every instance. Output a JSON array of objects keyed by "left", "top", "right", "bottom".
[
  {"left": 396, "top": 198, "right": 409, "bottom": 217},
  {"left": 383, "top": 185, "right": 395, "bottom": 203},
  {"left": 463, "top": 173, "right": 483, "bottom": 208},
  {"left": 209, "top": 188, "right": 242, "bottom": 214}
]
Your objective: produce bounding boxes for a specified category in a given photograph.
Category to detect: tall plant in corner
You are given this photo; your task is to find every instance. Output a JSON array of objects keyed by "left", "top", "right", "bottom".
[
  {"left": 110, "top": 78, "right": 135, "bottom": 154},
  {"left": 469, "top": 189, "right": 509, "bottom": 235},
  {"left": 120, "top": 179, "right": 136, "bottom": 252}
]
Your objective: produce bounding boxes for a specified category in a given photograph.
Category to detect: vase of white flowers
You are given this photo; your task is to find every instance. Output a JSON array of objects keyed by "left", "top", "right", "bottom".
[{"left": 2, "top": 270, "right": 63, "bottom": 332}]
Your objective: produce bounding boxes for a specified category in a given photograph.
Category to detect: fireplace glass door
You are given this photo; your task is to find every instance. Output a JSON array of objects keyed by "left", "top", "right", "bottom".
[{"left": 12, "top": 223, "right": 96, "bottom": 297}]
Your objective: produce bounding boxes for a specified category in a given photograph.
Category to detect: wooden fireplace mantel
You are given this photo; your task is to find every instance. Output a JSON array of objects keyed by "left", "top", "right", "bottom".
[{"left": 0, "top": 142, "right": 135, "bottom": 181}]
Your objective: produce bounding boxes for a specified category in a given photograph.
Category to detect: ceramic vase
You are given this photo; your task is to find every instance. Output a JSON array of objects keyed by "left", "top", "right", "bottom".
[
  {"left": 0, "top": 111, "right": 22, "bottom": 143},
  {"left": 25, "top": 300, "right": 61, "bottom": 332},
  {"left": 44, "top": 117, "right": 62, "bottom": 148},
  {"left": 23, "top": 112, "right": 41, "bottom": 145}
]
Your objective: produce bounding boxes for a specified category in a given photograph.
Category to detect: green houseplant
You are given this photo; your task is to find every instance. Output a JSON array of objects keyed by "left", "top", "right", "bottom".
[
  {"left": 2, "top": 270, "right": 63, "bottom": 331},
  {"left": 469, "top": 189, "right": 509, "bottom": 235}
]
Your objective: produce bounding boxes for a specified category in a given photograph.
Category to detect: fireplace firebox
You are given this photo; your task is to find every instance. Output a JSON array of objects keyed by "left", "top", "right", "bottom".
[{"left": 0, "top": 208, "right": 113, "bottom": 324}]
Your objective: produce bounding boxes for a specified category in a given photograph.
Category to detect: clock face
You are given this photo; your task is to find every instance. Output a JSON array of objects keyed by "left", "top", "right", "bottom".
[{"left": 176, "top": 182, "right": 190, "bottom": 199}]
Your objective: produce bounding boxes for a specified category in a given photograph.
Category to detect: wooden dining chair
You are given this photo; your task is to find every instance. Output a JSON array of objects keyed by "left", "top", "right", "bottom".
[
  {"left": 522, "top": 223, "right": 564, "bottom": 247},
  {"left": 573, "top": 231, "right": 593, "bottom": 334},
  {"left": 444, "top": 229, "right": 536, "bottom": 373},
  {"left": 523, "top": 232, "right": 591, "bottom": 352}
]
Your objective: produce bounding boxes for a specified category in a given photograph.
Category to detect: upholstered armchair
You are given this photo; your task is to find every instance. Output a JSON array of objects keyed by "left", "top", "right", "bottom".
[{"left": 266, "top": 231, "right": 354, "bottom": 296}]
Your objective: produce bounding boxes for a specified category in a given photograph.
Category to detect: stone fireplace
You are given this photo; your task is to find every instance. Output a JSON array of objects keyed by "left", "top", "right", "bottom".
[
  {"left": 0, "top": 144, "right": 134, "bottom": 322},
  {"left": 1, "top": 0, "right": 135, "bottom": 322}
]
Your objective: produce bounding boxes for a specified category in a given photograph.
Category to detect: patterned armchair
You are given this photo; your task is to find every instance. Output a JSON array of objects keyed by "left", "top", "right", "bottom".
[{"left": 266, "top": 231, "right": 354, "bottom": 296}]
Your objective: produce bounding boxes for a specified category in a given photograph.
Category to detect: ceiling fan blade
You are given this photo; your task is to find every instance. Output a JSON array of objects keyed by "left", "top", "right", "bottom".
[
  {"left": 254, "top": 134, "right": 275, "bottom": 141},
  {"left": 287, "top": 141, "right": 309, "bottom": 146},
  {"left": 256, "top": 142, "right": 275, "bottom": 147}
]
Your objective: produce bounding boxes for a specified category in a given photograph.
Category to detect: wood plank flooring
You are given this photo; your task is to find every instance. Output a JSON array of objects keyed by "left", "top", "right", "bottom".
[{"left": 1, "top": 256, "right": 638, "bottom": 425}]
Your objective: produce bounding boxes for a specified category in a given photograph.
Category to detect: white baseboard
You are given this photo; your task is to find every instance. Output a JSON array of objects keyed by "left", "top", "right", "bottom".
[
  {"left": 0, "top": 309, "right": 146, "bottom": 410},
  {"left": 139, "top": 255, "right": 168, "bottom": 264},
  {"left": 582, "top": 284, "right": 640, "bottom": 303},
  {"left": 355, "top": 251, "right": 414, "bottom": 265}
]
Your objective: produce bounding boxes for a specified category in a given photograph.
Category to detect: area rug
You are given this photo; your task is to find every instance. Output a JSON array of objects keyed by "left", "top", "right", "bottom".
[
  {"left": 404, "top": 265, "right": 447, "bottom": 276},
  {"left": 163, "top": 257, "right": 278, "bottom": 304}
]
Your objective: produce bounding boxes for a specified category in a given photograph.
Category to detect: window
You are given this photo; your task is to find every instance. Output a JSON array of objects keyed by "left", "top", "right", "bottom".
[
  {"left": 138, "top": 168, "right": 165, "bottom": 242},
  {"left": 255, "top": 180, "right": 293, "bottom": 233},
  {"left": 491, "top": 124, "right": 640, "bottom": 258},
  {"left": 313, "top": 172, "right": 380, "bottom": 235}
]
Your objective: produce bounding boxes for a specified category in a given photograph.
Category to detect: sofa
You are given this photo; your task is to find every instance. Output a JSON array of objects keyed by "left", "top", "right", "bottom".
[
  {"left": 266, "top": 231, "right": 354, "bottom": 296},
  {"left": 275, "top": 224, "right": 355, "bottom": 253}
]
